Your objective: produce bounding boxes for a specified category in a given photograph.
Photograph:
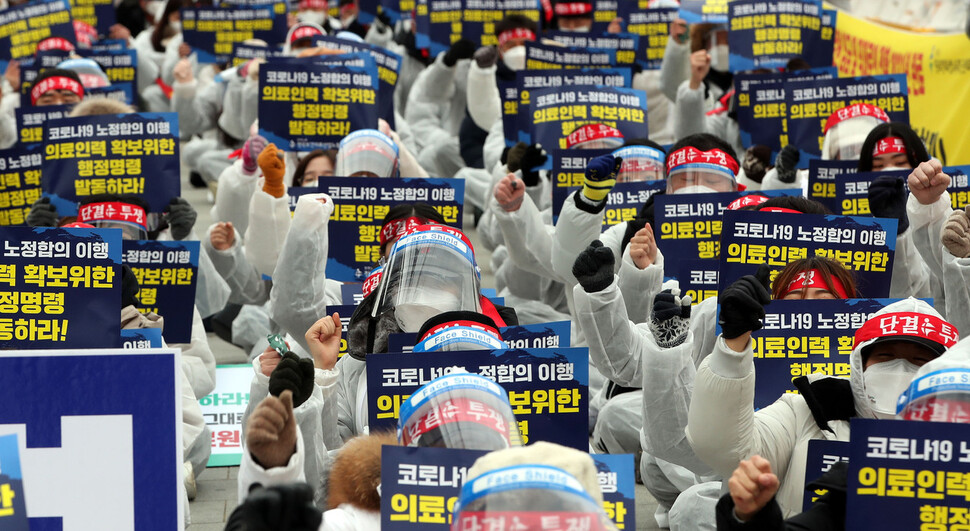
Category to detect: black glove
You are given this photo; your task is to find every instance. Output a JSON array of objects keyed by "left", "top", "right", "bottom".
[
  {"left": 518, "top": 144, "right": 548, "bottom": 186},
  {"left": 718, "top": 263, "right": 772, "bottom": 340},
  {"left": 774, "top": 145, "right": 800, "bottom": 184},
  {"left": 473, "top": 46, "right": 499, "bottom": 68},
  {"left": 650, "top": 288, "right": 692, "bottom": 348},
  {"left": 164, "top": 197, "right": 197, "bottom": 240},
  {"left": 225, "top": 483, "right": 322, "bottom": 531},
  {"left": 506, "top": 142, "right": 528, "bottom": 172},
  {"left": 26, "top": 197, "right": 58, "bottom": 227},
  {"left": 571, "top": 240, "right": 615, "bottom": 293},
  {"left": 375, "top": 9, "right": 392, "bottom": 31},
  {"left": 443, "top": 39, "right": 475, "bottom": 67},
  {"left": 121, "top": 265, "right": 140, "bottom": 309},
  {"left": 742, "top": 145, "right": 772, "bottom": 184},
  {"left": 268, "top": 352, "right": 315, "bottom": 408},
  {"left": 867, "top": 175, "right": 909, "bottom": 234},
  {"left": 653, "top": 289, "right": 692, "bottom": 322}
]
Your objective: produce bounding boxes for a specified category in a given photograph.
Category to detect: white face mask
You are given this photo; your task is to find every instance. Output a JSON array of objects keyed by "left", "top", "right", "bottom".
[
  {"left": 394, "top": 290, "right": 461, "bottom": 332},
  {"left": 709, "top": 44, "right": 730, "bottom": 72},
  {"left": 878, "top": 165, "right": 909, "bottom": 172},
  {"left": 169, "top": 20, "right": 181, "bottom": 33},
  {"left": 503, "top": 45, "right": 526, "bottom": 71},
  {"left": 564, "top": 25, "right": 591, "bottom": 33},
  {"left": 297, "top": 10, "right": 327, "bottom": 26},
  {"left": 864, "top": 358, "right": 920, "bottom": 419},
  {"left": 675, "top": 184, "right": 720, "bottom": 195}
]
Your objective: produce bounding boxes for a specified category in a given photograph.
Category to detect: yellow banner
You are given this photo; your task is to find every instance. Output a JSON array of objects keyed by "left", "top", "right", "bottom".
[{"left": 833, "top": 11, "right": 970, "bottom": 165}]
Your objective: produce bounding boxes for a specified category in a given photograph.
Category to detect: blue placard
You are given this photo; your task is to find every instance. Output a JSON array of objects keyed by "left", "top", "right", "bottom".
[
  {"left": 713, "top": 298, "right": 900, "bottom": 408},
  {"left": 318, "top": 176, "right": 464, "bottom": 282},
  {"left": 87, "top": 81, "right": 136, "bottom": 106},
  {"left": 786, "top": 74, "right": 909, "bottom": 160},
  {"left": 553, "top": 180, "right": 665, "bottom": 229},
  {"left": 543, "top": 32, "right": 640, "bottom": 67},
  {"left": 734, "top": 68, "right": 837, "bottom": 156},
  {"left": 380, "top": 446, "right": 633, "bottom": 529},
  {"left": 121, "top": 327, "right": 164, "bottom": 349},
  {"left": 803, "top": 439, "right": 849, "bottom": 512},
  {"left": 387, "top": 321, "right": 572, "bottom": 353},
  {"left": 312, "top": 35, "right": 402, "bottom": 127},
  {"left": 675, "top": 259, "right": 720, "bottom": 305},
  {"left": 78, "top": 48, "right": 138, "bottom": 88},
  {"left": 717, "top": 210, "right": 897, "bottom": 297},
  {"left": 528, "top": 85, "right": 648, "bottom": 152},
  {"left": 727, "top": 0, "right": 824, "bottom": 72},
  {"left": 620, "top": 4, "right": 678, "bottom": 70},
  {"left": 180, "top": 3, "right": 287, "bottom": 64},
  {"left": 524, "top": 41, "right": 615, "bottom": 71},
  {"left": 0, "top": 226, "right": 122, "bottom": 349},
  {"left": 0, "top": 433, "right": 28, "bottom": 530},
  {"left": 834, "top": 169, "right": 911, "bottom": 217},
  {"left": 340, "top": 282, "right": 364, "bottom": 306},
  {"left": 946, "top": 165, "right": 970, "bottom": 210},
  {"left": 367, "top": 348, "right": 590, "bottom": 451},
  {"left": 0, "top": 0, "right": 75, "bottom": 64},
  {"left": 377, "top": 0, "right": 414, "bottom": 24},
  {"left": 122, "top": 240, "right": 200, "bottom": 344},
  {"left": 0, "top": 146, "right": 44, "bottom": 226},
  {"left": 653, "top": 189, "right": 801, "bottom": 276},
  {"left": 41, "top": 112, "right": 182, "bottom": 213},
  {"left": 0, "top": 348, "right": 181, "bottom": 528},
  {"left": 807, "top": 159, "right": 858, "bottom": 213},
  {"left": 258, "top": 53, "right": 381, "bottom": 151},
  {"left": 90, "top": 39, "right": 129, "bottom": 53},
  {"left": 678, "top": 0, "right": 729, "bottom": 24},
  {"left": 230, "top": 42, "right": 283, "bottom": 67},
  {"left": 505, "top": 69, "right": 629, "bottom": 147},
  {"left": 414, "top": 0, "right": 541, "bottom": 57},
  {"left": 550, "top": 147, "right": 613, "bottom": 196},
  {"left": 846, "top": 418, "right": 970, "bottom": 530},
  {"left": 71, "top": 0, "right": 117, "bottom": 36}
]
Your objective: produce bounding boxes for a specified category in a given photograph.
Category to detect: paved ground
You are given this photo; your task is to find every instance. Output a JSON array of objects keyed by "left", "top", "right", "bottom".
[{"left": 182, "top": 175, "right": 665, "bottom": 529}]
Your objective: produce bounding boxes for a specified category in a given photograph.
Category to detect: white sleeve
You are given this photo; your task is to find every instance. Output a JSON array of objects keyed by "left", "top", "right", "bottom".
[
  {"left": 244, "top": 186, "right": 293, "bottom": 278},
  {"left": 551, "top": 192, "right": 608, "bottom": 285},
  {"left": 572, "top": 280, "right": 643, "bottom": 388},
  {"left": 174, "top": 307, "right": 217, "bottom": 398},
  {"left": 212, "top": 160, "right": 259, "bottom": 233},
  {"left": 490, "top": 193, "right": 559, "bottom": 280},
  {"left": 202, "top": 223, "right": 270, "bottom": 306}
]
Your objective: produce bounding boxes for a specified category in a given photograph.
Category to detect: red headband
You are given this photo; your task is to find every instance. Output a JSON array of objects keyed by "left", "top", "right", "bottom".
[
  {"left": 77, "top": 201, "right": 147, "bottom": 230},
  {"left": 666, "top": 146, "right": 740, "bottom": 176},
  {"left": 30, "top": 76, "right": 84, "bottom": 106},
  {"left": 401, "top": 397, "right": 510, "bottom": 447},
  {"left": 380, "top": 216, "right": 424, "bottom": 246},
  {"left": 872, "top": 136, "right": 906, "bottom": 158},
  {"left": 498, "top": 28, "right": 536, "bottom": 47},
  {"left": 780, "top": 269, "right": 849, "bottom": 299},
  {"left": 565, "top": 124, "right": 623, "bottom": 149},
  {"left": 853, "top": 312, "right": 959, "bottom": 352},
  {"left": 361, "top": 267, "right": 383, "bottom": 297},
  {"left": 419, "top": 319, "right": 502, "bottom": 343},
  {"left": 727, "top": 194, "right": 768, "bottom": 210},
  {"left": 290, "top": 25, "right": 324, "bottom": 42},
  {"left": 299, "top": 0, "right": 328, "bottom": 9},
  {"left": 37, "top": 37, "right": 74, "bottom": 53},
  {"left": 823, "top": 103, "right": 889, "bottom": 134},
  {"left": 554, "top": 2, "right": 593, "bottom": 15},
  {"left": 901, "top": 397, "right": 970, "bottom": 423}
]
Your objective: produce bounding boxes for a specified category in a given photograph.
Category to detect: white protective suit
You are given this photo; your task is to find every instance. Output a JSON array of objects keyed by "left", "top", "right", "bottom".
[
  {"left": 404, "top": 54, "right": 469, "bottom": 178},
  {"left": 686, "top": 297, "right": 945, "bottom": 517},
  {"left": 908, "top": 190, "right": 953, "bottom": 317}
]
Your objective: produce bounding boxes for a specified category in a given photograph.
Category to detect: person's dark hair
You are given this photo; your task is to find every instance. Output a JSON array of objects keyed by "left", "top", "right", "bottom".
[
  {"left": 620, "top": 138, "right": 666, "bottom": 153},
  {"left": 750, "top": 196, "right": 833, "bottom": 215},
  {"left": 772, "top": 256, "right": 858, "bottom": 300},
  {"left": 292, "top": 149, "right": 338, "bottom": 187},
  {"left": 857, "top": 122, "right": 929, "bottom": 172},
  {"left": 379, "top": 203, "right": 447, "bottom": 255},
  {"left": 666, "top": 133, "right": 738, "bottom": 169},
  {"left": 496, "top": 14, "right": 538, "bottom": 36},
  {"left": 32, "top": 68, "right": 82, "bottom": 88},
  {"left": 151, "top": 0, "right": 194, "bottom": 52},
  {"left": 785, "top": 57, "right": 811, "bottom": 72}
]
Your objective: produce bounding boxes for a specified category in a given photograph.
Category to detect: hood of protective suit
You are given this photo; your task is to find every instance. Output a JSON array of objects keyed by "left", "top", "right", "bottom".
[{"left": 849, "top": 298, "right": 953, "bottom": 419}]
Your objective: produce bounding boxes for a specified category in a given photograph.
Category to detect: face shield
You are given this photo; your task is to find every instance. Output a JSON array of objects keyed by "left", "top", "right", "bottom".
[
  {"left": 57, "top": 58, "right": 111, "bottom": 89},
  {"left": 565, "top": 124, "right": 624, "bottom": 150},
  {"left": 372, "top": 226, "right": 482, "bottom": 332},
  {"left": 821, "top": 103, "right": 890, "bottom": 161},
  {"left": 336, "top": 129, "right": 399, "bottom": 177},
  {"left": 414, "top": 312, "right": 508, "bottom": 352},
  {"left": 665, "top": 146, "right": 739, "bottom": 194},
  {"left": 77, "top": 201, "right": 148, "bottom": 240},
  {"left": 398, "top": 372, "right": 519, "bottom": 450},
  {"left": 897, "top": 368, "right": 970, "bottom": 423},
  {"left": 452, "top": 465, "right": 615, "bottom": 531},
  {"left": 612, "top": 145, "right": 665, "bottom": 183}
]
